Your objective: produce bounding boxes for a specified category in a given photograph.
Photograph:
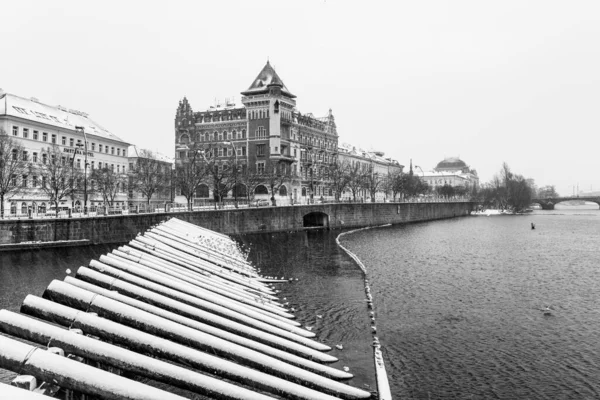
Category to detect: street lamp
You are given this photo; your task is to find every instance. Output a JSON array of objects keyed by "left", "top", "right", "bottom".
[
  {"left": 223, "top": 141, "right": 238, "bottom": 208},
  {"left": 414, "top": 165, "right": 425, "bottom": 177},
  {"left": 75, "top": 126, "right": 88, "bottom": 214}
]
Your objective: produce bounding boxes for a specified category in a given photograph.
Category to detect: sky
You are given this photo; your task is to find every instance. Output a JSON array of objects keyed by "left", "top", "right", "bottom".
[{"left": 2, "top": 0, "right": 600, "bottom": 197}]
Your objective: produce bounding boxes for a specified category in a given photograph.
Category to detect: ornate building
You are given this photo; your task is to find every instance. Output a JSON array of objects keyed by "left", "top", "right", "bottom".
[
  {"left": 174, "top": 61, "right": 339, "bottom": 204},
  {"left": 0, "top": 90, "right": 130, "bottom": 216},
  {"left": 418, "top": 157, "right": 479, "bottom": 191}
]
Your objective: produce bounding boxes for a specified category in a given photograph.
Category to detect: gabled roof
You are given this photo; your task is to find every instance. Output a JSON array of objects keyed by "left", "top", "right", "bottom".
[
  {"left": 241, "top": 61, "right": 295, "bottom": 98},
  {"left": 0, "top": 92, "right": 128, "bottom": 144}
]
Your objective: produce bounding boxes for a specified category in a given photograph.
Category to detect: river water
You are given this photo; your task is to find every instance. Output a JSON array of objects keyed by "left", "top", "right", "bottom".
[{"left": 1, "top": 209, "right": 599, "bottom": 399}]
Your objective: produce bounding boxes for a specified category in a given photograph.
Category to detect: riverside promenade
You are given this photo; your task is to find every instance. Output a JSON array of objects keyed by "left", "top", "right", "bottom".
[
  {"left": 0, "top": 218, "right": 374, "bottom": 399},
  {"left": 0, "top": 201, "right": 474, "bottom": 248}
]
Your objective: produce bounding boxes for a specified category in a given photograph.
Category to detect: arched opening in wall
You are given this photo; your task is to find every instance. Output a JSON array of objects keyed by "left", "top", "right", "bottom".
[
  {"left": 39, "top": 202, "right": 46, "bottom": 214},
  {"left": 234, "top": 183, "right": 247, "bottom": 198},
  {"left": 197, "top": 184, "right": 210, "bottom": 198},
  {"left": 303, "top": 212, "right": 329, "bottom": 229},
  {"left": 180, "top": 134, "right": 190, "bottom": 144},
  {"left": 255, "top": 185, "right": 268, "bottom": 195},
  {"left": 10, "top": 202, "right": 16, "bottom": 215},
  {"left": 21, "top": 202, "right": 27, "bottom": 215},
  {"left": 279, "top": 185, "right": 288, "bottom": 197}
]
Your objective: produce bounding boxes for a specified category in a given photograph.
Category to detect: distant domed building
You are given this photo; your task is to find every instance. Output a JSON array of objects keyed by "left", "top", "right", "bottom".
[{"left": 418, "top": 157, "right": 479, "bottom": 192}]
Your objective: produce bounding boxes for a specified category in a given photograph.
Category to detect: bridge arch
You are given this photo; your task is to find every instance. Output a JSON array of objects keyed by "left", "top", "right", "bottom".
[{"left": 303, "top": 211, "right": 329, "bottom": 229}]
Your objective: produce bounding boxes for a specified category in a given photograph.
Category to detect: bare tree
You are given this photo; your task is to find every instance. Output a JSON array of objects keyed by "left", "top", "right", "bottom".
[
  {"left": 238, "top": 163, "right": 265, "bottom": 201},
  {"left": 130, "top": 149, "right": 170, "bottom": 204},
  {"left": 261, "top": 159, "right": 293, "bottom": 206},
  {"left": 366, "top": 170, "right": 384, "bottom": 202},
  {"left": 90, "top": 167, "right": 126, "bottom": 206},
  {"left": 174, "top": 145, "right": 210, "bottom": 211},
  {"left": 346, "top": 162, "right": 369, "bottom": 201},
  {"left": 0, "top": 129, "right": 29, "bottom": 217},
  {"left": 38, "top": 144, "right": 82, "bottom": 212},
  {"left": 327, "top": 159, "right": 351, "bottom": 201}
]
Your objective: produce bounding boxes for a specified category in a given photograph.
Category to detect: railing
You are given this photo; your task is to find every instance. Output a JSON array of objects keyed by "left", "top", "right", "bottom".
[{"left": 0, "top": 197, "right": 473, "bottom": 219}]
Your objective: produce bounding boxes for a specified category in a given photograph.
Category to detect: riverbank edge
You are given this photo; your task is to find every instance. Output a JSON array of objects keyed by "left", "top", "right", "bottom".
[
  {"left": 337, "top": 226, "right": 393, "bottom": 400},
  {"left": 0, "top": 202, "right": 475, "bottom": 249}
]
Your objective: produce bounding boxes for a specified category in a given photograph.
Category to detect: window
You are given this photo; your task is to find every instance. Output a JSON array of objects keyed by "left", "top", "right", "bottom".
[
  {"left": 99, "top": 144, "right": 103, "bottom": 153},
  {"left": 22, "top": 175, "right": 28, "bottom": 187},
  {"left": 77, "top": 139, "right": 81, "bottom": 147},
  {"left": 91, "top": 143, "right": 96, "bottom": 151},
  {"left": 105, "top": 146, "right": 109, "bottom": 154},
  {"left": 242, "top": 146, "right": 246, "bottom": 156},
  {"left": 23, "top": 128, "right": 29, "bottom": 139},
  {"left": 122, "top": 165, "right": 126, "bottom": 173},
  {"left": 242, "top": 129, "right": 246, "bottom": 138},
  {"left": 22, "top": 151, "right": 28, "bottom": 161},
  {"left": 12, "top": 150, "right": 17, "bottom": 161},
  {"left": 293, "top": 149, "right": 297, "bottom": 157},
  {"left": 179, "top": 151, "right": 185, "bottom": 159},
  {"left": 256, "top": 144, "right": 265, "bottom": 156},
  {"left": 62, "top": 136, "right": 66, "bottom": 145},
  {"left": 32, "top": 176, "right": 38, "bottom": 188},
  {"left": 227, "top": 148, "right": 233, "bottom": 157},
  {"left": 111, "top": 164, "right": 114, "bottom": 172},
  {"left": 11, "top": 175, "right": 17, "bottom": 187},
  {"left": 77, "top": 159, "right": 81, "bottom": 168},
  {"left": 33, "top": 130, "right": 39, "bottom": 140},
  {"left": 257, "top": 162, "right": 265, "bottom": 174},
  {"left": 117, "top": 165, "right": 120, "bottom": 173},
  {"left": 51, "top": 134, "right": 57, "bottom": 144},
  {"left": 117, "top": 148, "right": 121, "bottom": 156},
  {"left": 70, "top": 138, "right": 74, "bottom": 147},
  {"left": 90, "top": 161, "right": 94, "bottom": 169},
  {"left": 32, "top": 152, "right": 38, "bottom": 163},
  {"left": 256, "top": 126, "right": 266, "bottom": 138},
  {"left": 42, "top": 132, "right": 48, "bottom": 142},
  {"left": 42, "top": 154, "right": 47, "bottom": 164},
  {"left": 42, "top": 177, "right": 46, "bottom": 188},
  {"left": 122, "top": 149, "right": 127, "bottom": 157},
  {"left": 12, "top": 126, "right": 18, "bottom": 136},
  {"left": 98, "top": 162, "right": 102, "bottom": 169},
  {"left": 61, "top": 156, "right": 66, "bottom": 165},
  {"left": 227, "top": 131, "right": 232, "bottom": 140},
  {"left": 237, "top": 147, "right": 242, "bottom": 157},
  {"left": 218, "top": 148, "right": 224, "bottom": 157},
  {"left": 218, "top": 132, "right": 224, "bottom": 141},
  {"left": 111, "top": 147, "right": 114, "bottom": 155}
]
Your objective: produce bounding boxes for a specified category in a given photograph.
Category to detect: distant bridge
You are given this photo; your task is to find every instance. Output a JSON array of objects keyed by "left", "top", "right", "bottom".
[{"left": 531, "top": 196, "right": 600, "bottom": 210}]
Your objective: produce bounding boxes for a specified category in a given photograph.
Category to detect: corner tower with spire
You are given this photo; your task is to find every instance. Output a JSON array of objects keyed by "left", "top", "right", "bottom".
[{"left": 174, "top": 60, "right": 340, "bottom": 204}]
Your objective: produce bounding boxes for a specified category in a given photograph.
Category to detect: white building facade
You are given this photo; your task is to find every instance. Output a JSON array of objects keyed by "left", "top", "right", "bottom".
[
  {"left": 418, "top": 157, "right": 479, "bottom": 191},
  {"left": 0, "top": 91, "right": 130, "bottom": 215}
]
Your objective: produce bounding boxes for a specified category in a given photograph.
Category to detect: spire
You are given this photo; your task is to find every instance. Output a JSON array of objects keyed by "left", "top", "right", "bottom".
[
  {"left": 409, "top": 159, "right": 413, "bottom": 176},
  {"left": 241, "top": 61, "right": 295, "bottom": 98}
]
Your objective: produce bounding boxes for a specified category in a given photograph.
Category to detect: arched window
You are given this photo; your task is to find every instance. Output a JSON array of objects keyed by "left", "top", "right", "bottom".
[
  {"left": 254, "top": 185, "right": 268, "bottom": 195},
  {"left": 279, "top": 185, "right": 287, "bottom": 196},
  {"left": 21, "top": 202, "right": 28, "bottom": 215},
  {"left": 10, "top": 202, "right": 16, "bottom": 215},
  {"left": 301, "top": 187, "right": 307, "bottom": 197},
  {"left": 242, "top": 129, "right": 246, "bottom": 138},
  {"left": 197, "top": 184, "right": 209, "bottom": 198},
  {"left": 39, "top": 203, "right": 46, "bottom": 213},
  {"left": 180, "top": 134, "right": 189, "bottom": 144}
]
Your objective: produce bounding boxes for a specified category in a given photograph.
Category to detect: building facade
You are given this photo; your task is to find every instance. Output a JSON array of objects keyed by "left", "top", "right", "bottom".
[
  {"left": 0, "top": 91, "right": 130, "bottom": 215},
  {"left": 418, "top": 157, "right": 479, "bottom": 191},
  {"left": 127, "top": 145, "right": 173, "bottom": 207},
  {"left": 337, "top": 143, "right": 404, "bottom": 201},
  {"left": 174, "top": 61, "right": 339, "bottom": 204}
]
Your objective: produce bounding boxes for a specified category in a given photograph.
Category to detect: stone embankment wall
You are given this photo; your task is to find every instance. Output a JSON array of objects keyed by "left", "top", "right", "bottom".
[{"left": 0, "top": 202, "right": 473, "bottom": 245}]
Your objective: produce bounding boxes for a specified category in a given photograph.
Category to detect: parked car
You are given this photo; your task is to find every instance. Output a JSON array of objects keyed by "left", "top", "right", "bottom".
[{"left": 250, "top": 199, "right": 270, "bottom": 207}]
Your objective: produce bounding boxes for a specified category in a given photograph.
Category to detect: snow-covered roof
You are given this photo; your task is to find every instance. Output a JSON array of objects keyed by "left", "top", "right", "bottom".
[
  {"left": 128, "top": 145, "right": 173, "bottom": 163},
  {"left": 0, "top": 92, "right": 128, "bottom": 144}
]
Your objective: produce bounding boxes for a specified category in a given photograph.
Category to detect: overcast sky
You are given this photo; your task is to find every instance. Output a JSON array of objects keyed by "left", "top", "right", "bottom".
[{"left": 2, "top": 0, "right": 599, "bottom": 196}]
